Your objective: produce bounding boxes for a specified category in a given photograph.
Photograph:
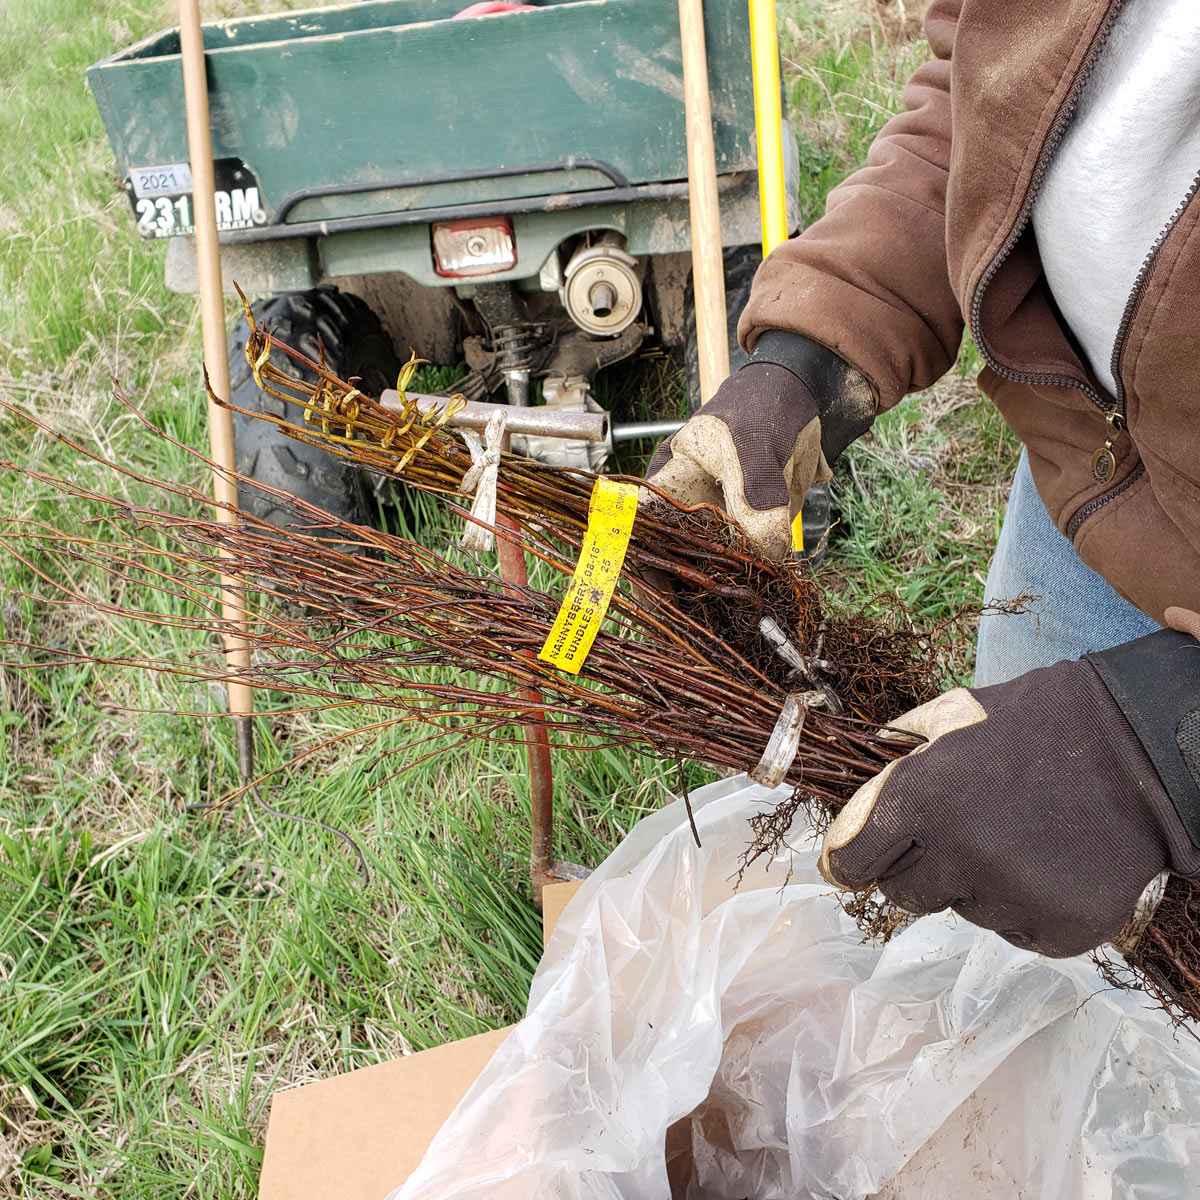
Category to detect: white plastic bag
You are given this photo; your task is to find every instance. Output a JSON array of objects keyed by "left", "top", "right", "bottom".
[{"left": 391, "top": 776, "right": 1200, "bottom": 1200}]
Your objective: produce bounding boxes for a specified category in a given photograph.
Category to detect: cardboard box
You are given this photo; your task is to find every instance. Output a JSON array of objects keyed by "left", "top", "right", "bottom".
[{"left": 258, "top": 881, "right": 583, "bottom": 1200}]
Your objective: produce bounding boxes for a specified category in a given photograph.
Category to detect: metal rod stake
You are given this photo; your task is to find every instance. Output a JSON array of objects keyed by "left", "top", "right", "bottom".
[{"left": 495, "top": 510, "right": 560, "bottom": 911}]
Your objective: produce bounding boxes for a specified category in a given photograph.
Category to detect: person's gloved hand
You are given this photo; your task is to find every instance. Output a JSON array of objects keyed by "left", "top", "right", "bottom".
[
  {"left": 819, "top": 628, "right": 1200, "bottom": 958},
  {"left": 644, "top": 332, "right": 874, "bottom": 560}
]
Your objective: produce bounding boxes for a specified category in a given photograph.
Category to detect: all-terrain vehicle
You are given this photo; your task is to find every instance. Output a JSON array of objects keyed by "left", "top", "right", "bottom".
[{"left": 88, "top": 0, "right": 827, "bottom": 539}]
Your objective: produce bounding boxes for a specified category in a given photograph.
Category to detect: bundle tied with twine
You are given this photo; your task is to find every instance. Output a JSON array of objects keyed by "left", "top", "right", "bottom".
[{"left": 2, "top": 297, "right": 1198, "bottom": 1025}]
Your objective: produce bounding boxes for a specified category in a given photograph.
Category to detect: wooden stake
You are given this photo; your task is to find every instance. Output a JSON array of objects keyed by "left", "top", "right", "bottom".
[
  {"left": 178, "top": 0, "right": 255, "bottom": 779},
  {"left": 678, "top": 0, "right": 729, "bottom": 404}
]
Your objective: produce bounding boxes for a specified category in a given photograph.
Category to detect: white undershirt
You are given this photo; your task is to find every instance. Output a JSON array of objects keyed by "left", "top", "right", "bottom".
[{"left": 1031, "top": 0, "right": 1200, "bottom": 397}]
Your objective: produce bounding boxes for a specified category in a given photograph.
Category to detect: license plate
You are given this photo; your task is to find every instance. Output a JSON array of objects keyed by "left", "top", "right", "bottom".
[{"left": 124, "top": 158, "right": 268, "bottom": 239}]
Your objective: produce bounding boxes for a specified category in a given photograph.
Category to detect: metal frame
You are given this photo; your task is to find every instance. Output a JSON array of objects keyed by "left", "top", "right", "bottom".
[
  {"left": 219, "top": 172, "right": 746, "bottom": 246},
  {"left": 269, "top": 158, "right": 634, "bottom": 224}
]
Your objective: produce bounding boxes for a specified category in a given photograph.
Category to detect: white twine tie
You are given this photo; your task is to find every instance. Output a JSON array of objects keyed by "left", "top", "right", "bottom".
[
  {"left": 750, "top": 689, "right": 835, "bottom": 789},
  {"left": 1112, "top": 870, "right": 1169, "bottom": 955},
  {"left": 751, "top": 693, "right": 808, "bottom": 788},
  {"left": 458, "top": 410, "right": 506, "bottom": 552}
]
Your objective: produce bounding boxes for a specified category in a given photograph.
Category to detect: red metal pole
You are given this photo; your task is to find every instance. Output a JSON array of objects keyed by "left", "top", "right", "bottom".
[{"left": 495, "top": 511, "right": 559, "bottom": 908}]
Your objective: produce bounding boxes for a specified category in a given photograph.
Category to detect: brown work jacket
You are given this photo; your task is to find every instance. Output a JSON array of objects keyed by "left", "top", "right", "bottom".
[{"left": 740, "top": 0, "right": 1200, "bottom": 623}]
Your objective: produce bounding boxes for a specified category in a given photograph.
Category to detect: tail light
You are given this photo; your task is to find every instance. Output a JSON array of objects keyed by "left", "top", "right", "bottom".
[{"left": 431, "top": 218, "right": 516, "bottom": 278}]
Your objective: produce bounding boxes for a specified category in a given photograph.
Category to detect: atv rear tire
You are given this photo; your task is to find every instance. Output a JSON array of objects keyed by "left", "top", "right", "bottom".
[{"left": 229, "top": 286, "right": 400, "bottom": 530}]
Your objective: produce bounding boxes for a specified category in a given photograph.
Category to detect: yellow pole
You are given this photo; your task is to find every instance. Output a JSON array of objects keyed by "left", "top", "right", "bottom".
[
  {"left": 750, "top": 0, "right": 805, "bottom": 550},
  {"left": 179, "top": 0, "right": 256, "bottom": 781},
  {"left": 749, "top": 0, "right": 788, "bottom": 257}
]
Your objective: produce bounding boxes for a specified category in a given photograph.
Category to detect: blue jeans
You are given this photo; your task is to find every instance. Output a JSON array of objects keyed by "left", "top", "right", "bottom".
[{"left": 973, "top": 450, "right": 1159, "bottom": 687}]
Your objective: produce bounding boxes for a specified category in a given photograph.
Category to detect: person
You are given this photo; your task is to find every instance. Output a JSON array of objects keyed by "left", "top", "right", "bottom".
[{"left": 646, "top": 0, "right": 1200, "bottom": 959}]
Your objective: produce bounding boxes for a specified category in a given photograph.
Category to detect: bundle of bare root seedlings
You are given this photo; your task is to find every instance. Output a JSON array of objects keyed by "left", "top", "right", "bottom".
[
  {"left": 2, "top": 328, "right": 1199, "bottom": 1024},
  {"left": 2, "top": 394, "right": 927, "bottom": 816},
  {"left": 227, "top": 292, "right": 944, "bottom": 716}
]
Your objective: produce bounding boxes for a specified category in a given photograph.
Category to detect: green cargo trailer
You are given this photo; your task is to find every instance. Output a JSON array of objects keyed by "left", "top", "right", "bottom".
[{"left": 88, "top": 0, "right": 804, "bottom": 528}]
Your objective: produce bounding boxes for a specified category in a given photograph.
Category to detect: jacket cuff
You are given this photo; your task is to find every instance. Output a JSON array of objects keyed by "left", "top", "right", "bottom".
[
  {"left": 1087, "top": 629, "right": 1200, "bottom": 853},
  {"left": 749, "top": 331, "right": 876, "bottom": 462}
]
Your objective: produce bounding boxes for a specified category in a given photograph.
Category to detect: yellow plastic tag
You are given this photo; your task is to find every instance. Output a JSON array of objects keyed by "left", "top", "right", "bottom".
[
  {"left": 790, "top": 509, "right": 805, "bottom": 552},
  {"left": 538, "top": 478, "right": 639, "bottom": 674}
]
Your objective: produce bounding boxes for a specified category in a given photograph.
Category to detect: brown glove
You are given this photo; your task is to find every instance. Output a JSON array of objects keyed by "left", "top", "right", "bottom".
[
  {"left": 645, "top": 363, "right": 828, "bottom": 559},
  {"left": 820, "top": 635, "right": 1200, "bottom": 958},
  {"left": 644, "top": 333, "right": 875, "bottom": 561}
]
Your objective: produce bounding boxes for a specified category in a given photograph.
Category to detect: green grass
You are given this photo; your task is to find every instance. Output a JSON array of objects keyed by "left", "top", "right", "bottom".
[
  {"left": 782, "top": 0, "right": 937, "bottom": 226},
  {"left": 0, "top": 1, "right": 1018, "bottom": 1196}
]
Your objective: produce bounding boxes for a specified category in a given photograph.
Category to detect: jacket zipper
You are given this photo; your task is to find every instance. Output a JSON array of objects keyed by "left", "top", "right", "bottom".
[
  {"left": 967, "top": 0, "right": 1124, "bottom": 414},
  {"left": 1064, "top": 165, "right": 1200, "bottom": 540},
  {"left": 1063, "top": 461, "right": 1145, "bottom": 540},
  {"left": 965, "top": 0, "right": 1137, "bottom": 540}
]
